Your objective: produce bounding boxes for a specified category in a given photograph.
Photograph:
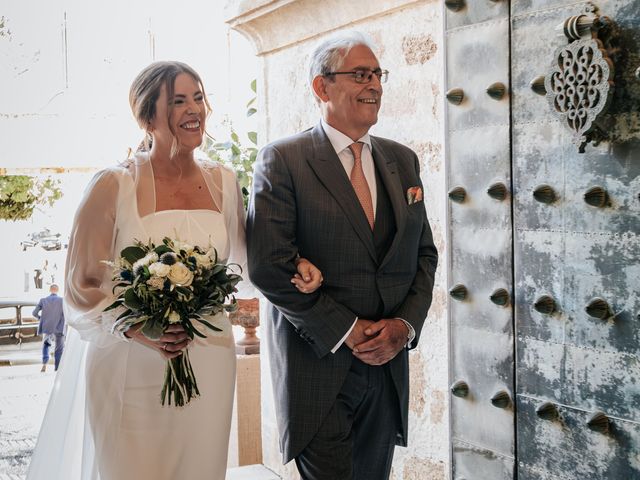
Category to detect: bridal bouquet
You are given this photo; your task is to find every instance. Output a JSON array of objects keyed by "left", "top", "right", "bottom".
[{"left": 104, "top": 237, "right": 241, "bottom": 407}]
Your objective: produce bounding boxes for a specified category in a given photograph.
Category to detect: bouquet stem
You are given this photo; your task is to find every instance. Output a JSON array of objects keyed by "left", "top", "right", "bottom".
[{"left": 161, "top": 349, "right": 200, "bottom": 407}]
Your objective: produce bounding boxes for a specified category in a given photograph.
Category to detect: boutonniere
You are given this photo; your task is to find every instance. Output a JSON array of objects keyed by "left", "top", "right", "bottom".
[{"left": 406, "top": 186, "right": 423, "bottom": 205}]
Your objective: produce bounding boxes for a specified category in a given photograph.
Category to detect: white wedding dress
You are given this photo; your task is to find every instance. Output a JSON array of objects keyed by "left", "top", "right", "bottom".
[{"left": 27, "top": 153, "right": 251, "bottom": 480}]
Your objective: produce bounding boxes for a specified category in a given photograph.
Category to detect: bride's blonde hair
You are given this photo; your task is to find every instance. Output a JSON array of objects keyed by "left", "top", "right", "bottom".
[{"left": 129, "top": 61, "right": 212, "bottom": 157}]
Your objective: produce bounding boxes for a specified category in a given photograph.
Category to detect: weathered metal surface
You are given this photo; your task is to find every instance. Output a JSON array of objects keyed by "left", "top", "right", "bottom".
[
  {"left": 447, "top": 0, "right": 639, "bottom": 478},
  {"left": 517, "top": 396, "right": 640, "bottom": 479},
  {"left": 452, "top": 440, "right": 514, "bottom": 480},
  {"left": 446, "top": 2, "right": 513, "bottom": 477},
  {"left": 512, "top": 0, "right": 640, "bottom": 478}
]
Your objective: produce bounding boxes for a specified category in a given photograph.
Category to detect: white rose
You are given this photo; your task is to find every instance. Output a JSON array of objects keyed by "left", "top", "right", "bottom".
[
  {"left": 167, "top": 262, "right": 194, "bottom": 286},
  {"left": 148, "top": 262, "right": 171, "bottom": 277},
  {"left": 168, "top": 310, "right": 181, "bottom": 324}
]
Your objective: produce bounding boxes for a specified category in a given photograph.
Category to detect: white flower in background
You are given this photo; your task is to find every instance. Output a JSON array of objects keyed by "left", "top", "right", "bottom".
[
  {"left": 192, "top": 252, "right": 213, "bottom": 268},
  {"left": 168, "top": 310, "right": 181, "bottom": 324},
  {"left": 146, "top": 276, "right": 165, "bottom": 290},
  {"left": 174, "top": 241, "right": 194, "bottom": 254},
  {"left": 149, "top": 262, "right": 171, "bottom": 277},
  {"left": 168, "top": 262, "right": 194, "bottom": 286}
]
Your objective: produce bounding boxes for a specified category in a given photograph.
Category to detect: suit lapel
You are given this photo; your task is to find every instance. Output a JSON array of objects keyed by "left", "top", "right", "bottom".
[
  {"left": 307, "top": 124, "right": 377, "bottom": 263},
  {"left": 371, "top": 136, "right": 407, "bottom": 269}
]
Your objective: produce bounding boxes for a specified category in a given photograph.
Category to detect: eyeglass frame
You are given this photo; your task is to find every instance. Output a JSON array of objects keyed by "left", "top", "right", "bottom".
[{"left": 323, "top": 68, "right": 389, "bottom": 84}]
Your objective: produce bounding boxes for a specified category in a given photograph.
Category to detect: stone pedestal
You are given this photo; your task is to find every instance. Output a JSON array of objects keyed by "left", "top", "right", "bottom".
[{"left": 229, "top": 298, "right": 261, "bottom": 355}]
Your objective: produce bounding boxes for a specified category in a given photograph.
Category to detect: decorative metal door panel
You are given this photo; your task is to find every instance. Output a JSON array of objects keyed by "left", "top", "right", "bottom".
[
  {"left": 446, "top": 1, "right": 515, "bottom": 478},
  {"left": 447, "top": 1, "right": 640, "bottom": 478}
]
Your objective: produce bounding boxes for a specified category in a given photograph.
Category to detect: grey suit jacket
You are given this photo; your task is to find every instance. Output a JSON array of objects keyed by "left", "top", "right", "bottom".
[
  {"left": 33, "top": 294, "right": 65, "bottom": 335},
  {"left": 247, "top": 123, "right": 438, "bottom": 463}
]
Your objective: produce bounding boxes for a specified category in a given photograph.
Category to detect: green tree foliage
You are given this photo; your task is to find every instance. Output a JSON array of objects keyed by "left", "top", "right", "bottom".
[
  {"left": 0, "top": 175, "right": 63, "bottom": 221},
  {"left": 204, "top": 79, "right": 258, "bottom": 208}
]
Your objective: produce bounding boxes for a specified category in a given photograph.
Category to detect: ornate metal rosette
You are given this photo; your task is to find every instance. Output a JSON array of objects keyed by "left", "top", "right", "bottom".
[{"left": 543, "top": 6, "right": 616, "bottom": 153}]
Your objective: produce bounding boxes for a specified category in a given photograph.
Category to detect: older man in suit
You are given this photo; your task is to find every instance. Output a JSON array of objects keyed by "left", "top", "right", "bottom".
[
  {"left": 247, "top": 31, "right": 438, "bottom": 480},
  {"left": 33, "top": 284, "right": 65, "bottom": 372}
]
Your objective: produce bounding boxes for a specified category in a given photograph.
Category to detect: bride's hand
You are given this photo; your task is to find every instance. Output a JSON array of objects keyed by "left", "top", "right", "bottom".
[
  {"left": 124, "top": 323, "right": 192, "bottom": 359},
  {"left": 291, "top": 257, "right": 323, "bottom": 294}
]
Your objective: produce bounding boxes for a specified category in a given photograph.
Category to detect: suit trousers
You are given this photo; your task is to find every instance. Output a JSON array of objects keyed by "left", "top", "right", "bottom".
[
  {"left": 294, "top": 357, "right": 400, "bottom": 480},
  {"left": 42, "top": 333, "right": 65, "bottom": 370}
]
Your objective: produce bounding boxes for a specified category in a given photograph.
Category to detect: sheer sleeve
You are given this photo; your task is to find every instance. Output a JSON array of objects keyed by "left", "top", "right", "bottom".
[
  {"left": 64, "top": 167, "right": 127, "bottom": 347},
  {"left": 219, "top": 165, "right": 256, "bottom": 299}
]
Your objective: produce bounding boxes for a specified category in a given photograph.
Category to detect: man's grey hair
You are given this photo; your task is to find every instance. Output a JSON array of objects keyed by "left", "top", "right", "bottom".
[{"left": 308, "top": 31, "right": 378, "bottom": 88}]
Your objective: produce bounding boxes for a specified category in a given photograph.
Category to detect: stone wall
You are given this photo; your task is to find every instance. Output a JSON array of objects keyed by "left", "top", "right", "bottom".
[{"left": 226, "top": 1, "right": 448, "bottom": 478}]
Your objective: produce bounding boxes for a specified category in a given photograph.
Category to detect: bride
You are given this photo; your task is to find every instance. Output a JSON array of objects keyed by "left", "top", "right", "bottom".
[{"left": 27, "top": 61, "right": 322, "bottom": 480}]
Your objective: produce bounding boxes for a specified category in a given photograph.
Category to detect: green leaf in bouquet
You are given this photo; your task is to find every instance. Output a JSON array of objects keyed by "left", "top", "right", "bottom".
[
  {"left": 121, "top": 246, "right": 146, "bottom": 264},
  {"left": 154, "top": 244, "right": 173, "bottom": 256},
  {"left": 116, "top": 308, "right": 133, "bottom": 321},
  {"left": 247, "top": 131, "right": 257, "bottom": 144},
  {"left": 141, "top": 316, "right": 164, "bottom": 340},
  {"left": 224, "top": 298, "right": 238, "bottom": 313},
  {"left": 194, "top": 316, "right": 223, "bottom": 332},
  {"left": 124, "top": 289, "right": 143, "bottom": 310},
  {"left": 175, "top": 286, "right": 193, "bottom": 299},
  {"left": 211, "top": 264, "right": 226, "bottom": 275},
  {"left": 112, "top": 314, "right": 146, "bottom": 334},
  {"left": 103, "top": 300, "right": 122, "bottom": 311},
  {"left": 186, "top": 321, "right": 208, "bottom": 338}
]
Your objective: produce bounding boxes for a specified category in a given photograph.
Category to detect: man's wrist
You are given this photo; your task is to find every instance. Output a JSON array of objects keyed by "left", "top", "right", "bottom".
[{"left": 396, "top": 318, "right": 415, "bottom": 346}]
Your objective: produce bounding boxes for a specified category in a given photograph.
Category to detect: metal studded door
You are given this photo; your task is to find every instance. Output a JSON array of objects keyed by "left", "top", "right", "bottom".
[{"left": 445, "top": 1, "right": 640, "bottom": 479}]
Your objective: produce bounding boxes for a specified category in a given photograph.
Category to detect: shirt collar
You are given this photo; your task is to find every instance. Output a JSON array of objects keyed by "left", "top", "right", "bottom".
[{"left": 320, "top": 119, "right": 372, "bottom": 156}]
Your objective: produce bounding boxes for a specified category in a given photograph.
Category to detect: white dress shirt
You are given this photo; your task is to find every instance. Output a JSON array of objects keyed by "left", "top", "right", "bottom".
[{"left": 321, "top": 119, "right": 377, "bottom": 218}]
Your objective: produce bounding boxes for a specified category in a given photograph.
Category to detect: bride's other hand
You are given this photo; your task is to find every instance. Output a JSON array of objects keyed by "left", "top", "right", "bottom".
[
  {"left": 125, "top": 323, "right": 192, "bottom": 359},
  {"left": 291, "top": 257, "right": 323, "bottom": 294}
]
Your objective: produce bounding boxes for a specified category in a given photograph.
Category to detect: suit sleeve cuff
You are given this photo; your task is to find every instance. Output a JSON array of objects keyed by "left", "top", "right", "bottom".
[
  {"left": 396, "top": 318, "right": 415, "bottom": 348},
  {"left": 331, "top": 317, "right": 358, "bottom": 353}
]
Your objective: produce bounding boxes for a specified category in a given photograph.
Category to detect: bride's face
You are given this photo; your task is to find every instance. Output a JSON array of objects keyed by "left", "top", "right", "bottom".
[{"left": 150, "top": 72, "right": 207, "bottom": 153}]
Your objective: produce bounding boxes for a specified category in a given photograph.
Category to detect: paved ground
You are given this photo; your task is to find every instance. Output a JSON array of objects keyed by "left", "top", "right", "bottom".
[
  {"left": 0, "top": 344, "right": 279, "bottom": 480},
  {"left": 0, "top": 361, "right": 55, "bottom": 479}
]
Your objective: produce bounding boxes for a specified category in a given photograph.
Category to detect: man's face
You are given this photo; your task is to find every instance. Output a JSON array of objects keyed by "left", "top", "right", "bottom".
[{"left": 317, "top": 45, "right": 383, "bottom": 141}]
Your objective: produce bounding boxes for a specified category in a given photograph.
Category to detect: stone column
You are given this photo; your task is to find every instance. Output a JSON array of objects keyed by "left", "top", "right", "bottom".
[{"left": 225, "top": 1, "right": 449, "bottom": 478}]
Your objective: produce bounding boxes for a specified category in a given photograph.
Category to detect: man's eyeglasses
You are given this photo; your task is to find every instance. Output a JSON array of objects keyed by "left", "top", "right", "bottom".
[{"left": 324, "top": 68, "right": 389, "bottom": 84}]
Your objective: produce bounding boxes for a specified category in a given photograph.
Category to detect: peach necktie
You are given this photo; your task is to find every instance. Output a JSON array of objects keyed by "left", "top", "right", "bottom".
[{"left": 348, "top": 142, "right": 374, "bottom": 230}]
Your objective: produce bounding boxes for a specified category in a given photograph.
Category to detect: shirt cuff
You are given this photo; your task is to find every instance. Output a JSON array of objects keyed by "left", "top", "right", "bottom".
[
  {"left": 331, "top": 317, "right": 358, "bottom": 353},
  {"left": 396, "top": 318, "right": 415, "bottom": 348}
]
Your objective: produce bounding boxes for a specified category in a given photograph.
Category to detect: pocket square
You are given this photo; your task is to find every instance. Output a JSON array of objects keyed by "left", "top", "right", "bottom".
[{"left": 406, "top": 186, "right": 423, "bottom": 204}]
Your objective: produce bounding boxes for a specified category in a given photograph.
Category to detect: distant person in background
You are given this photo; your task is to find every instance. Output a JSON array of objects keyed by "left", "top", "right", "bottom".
[{"left": 32, "top": 284, "right": 65, "bottom": 372}]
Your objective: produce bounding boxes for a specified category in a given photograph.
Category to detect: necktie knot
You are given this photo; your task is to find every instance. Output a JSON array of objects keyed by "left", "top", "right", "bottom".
[{"left": 348, "top": 142, "right": 364, "bottom": 161}]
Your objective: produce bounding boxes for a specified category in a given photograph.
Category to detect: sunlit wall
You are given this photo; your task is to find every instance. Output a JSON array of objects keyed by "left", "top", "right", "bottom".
[{"left": 0, "top": 0, "right": 256, "bottom": 298}]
